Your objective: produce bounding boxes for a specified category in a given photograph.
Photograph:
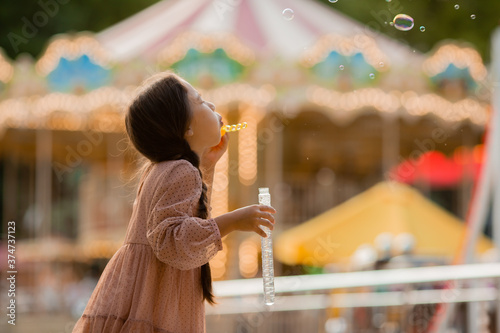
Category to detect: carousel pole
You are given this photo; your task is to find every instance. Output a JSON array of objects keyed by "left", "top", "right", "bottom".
[
  {"left": 35, "top": 128, "right": 53, "bottom": 239},
  {"left": 382, "top": 110, "right": 399, "bottom": 178},
  {"left": 432, "top": 26, "right": 500, "bottom": 333},
  {"left": 491, "top": 26, "right": 500, "bottom": 333},
  {"left": 461, "top": 26, "right": 500, "bottom": 333},
  {"left": 35, "top": 127, "right": 52, "bottom": 306}
]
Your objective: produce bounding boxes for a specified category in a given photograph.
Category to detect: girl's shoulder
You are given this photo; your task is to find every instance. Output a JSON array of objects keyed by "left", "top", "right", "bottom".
[
  {"left": 139, "top": 160, "right": 201, "bottom": 199},
  {"left": 152, "top": 159, "right": 201, "bottom": 183}
]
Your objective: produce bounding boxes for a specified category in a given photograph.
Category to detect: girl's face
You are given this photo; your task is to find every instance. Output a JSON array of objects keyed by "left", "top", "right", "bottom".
[{"left": 182, "top": 80, "right": 223, "bottom": 155}]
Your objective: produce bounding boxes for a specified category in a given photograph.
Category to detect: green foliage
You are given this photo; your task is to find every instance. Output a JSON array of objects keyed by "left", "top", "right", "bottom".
[
  {"left": 0, "top": 0, "right": 159, "bottom": 59},
  {"left": 316, "top": 0, "right": 499, "bottom": 62}
]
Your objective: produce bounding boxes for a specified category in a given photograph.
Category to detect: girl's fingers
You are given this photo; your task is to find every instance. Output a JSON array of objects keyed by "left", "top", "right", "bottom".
[
  {"left": 259, "top": 205, "right": 276, "bottom": 214},
  {"left": 257, "top": 217, "right": 274, "bottom": 231},
  {"left": 256, "top": 227, "right": 267, "bottom": 238},
  {"left": 260, "top": 212, "right": 275, "bottom": 224}
]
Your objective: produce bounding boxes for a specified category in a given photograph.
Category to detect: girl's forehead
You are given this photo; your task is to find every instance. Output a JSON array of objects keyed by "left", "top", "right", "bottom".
[{"left": 181, "top": 81, "right": 199, "bottom": 99}]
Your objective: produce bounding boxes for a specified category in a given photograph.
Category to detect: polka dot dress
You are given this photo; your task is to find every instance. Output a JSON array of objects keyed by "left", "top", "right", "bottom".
[{"left": 72, "top": 160, "right": 223, "bottom": 333}]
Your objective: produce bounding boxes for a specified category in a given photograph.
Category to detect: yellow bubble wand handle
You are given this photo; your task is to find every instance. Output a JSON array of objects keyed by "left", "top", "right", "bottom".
[{"left": 220, "top": 122, "right": 247, "bottom": 136}]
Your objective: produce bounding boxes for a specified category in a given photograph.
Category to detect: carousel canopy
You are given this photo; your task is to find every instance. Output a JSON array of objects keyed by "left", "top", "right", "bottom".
[
  {"left": 96, "top": 0, "right": 424, "bottom": 67},
  {"left": 0, "top": 0, "right": 490, "bottom": 135}
]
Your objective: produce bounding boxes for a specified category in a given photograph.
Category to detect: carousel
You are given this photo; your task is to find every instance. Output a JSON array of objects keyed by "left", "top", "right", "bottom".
[{"left": 0, "top": 0, "right": 491, "bottom": 292}]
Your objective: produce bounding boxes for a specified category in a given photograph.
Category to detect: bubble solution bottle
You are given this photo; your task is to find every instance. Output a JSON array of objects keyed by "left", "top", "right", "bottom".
[{"left": 258, "top": 187, "right": 275, "bottom": 306}]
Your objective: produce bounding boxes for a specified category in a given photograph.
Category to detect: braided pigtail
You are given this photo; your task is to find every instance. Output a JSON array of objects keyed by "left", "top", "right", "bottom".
[{"left": 179, "top": 141, "right": 216, "bottom": 305}]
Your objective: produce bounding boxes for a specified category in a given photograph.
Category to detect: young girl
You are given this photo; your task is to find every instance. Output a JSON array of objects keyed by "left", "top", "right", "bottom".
[{"left": 72, "top": 72, "right": 276, "bottom": 333}]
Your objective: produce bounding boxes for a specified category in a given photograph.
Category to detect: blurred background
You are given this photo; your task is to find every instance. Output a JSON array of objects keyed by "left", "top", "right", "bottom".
[{"left": 0, "top": 0, "right": 499, "bottom": 332}]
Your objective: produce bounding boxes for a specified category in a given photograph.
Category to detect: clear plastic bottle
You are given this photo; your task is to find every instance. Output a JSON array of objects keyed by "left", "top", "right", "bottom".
[{"left": 259, "top": 187, "right": 275, "bottom": 305}]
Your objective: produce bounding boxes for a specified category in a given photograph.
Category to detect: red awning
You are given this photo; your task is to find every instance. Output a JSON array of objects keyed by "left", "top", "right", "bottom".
[{"left": 390, "top": 146, "right": 484, "bottom": 188}]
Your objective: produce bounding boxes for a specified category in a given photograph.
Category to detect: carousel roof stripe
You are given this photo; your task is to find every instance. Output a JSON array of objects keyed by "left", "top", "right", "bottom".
[
  {"left": 97, "top": 0, "right": 179, "bottom": 41},
  {"left": 249, "top": 0, "right": 319, "bottom": 59},
  {"left": 191, "top": 0, "right": 238, "bottom": 34},
  {"left": 144, "top": 0, "right": 215, "bottom": 57},
  {"left": 235, "top": 0, "right": 267, "bottom": 49},
  {"left": 97, "top": 0, "right": 205, "bottom": 61},
  {"left": 95, "top": 0, "right": 425, "bottom": 65}
]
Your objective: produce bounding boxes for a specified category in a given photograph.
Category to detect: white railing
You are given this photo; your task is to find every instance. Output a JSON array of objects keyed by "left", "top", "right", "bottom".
[
  {"left": 207, "top": 262, "right": 500, "bottom": 332},
  {"left": 212, "top": 262, "right": 500, "bottom": 298}
]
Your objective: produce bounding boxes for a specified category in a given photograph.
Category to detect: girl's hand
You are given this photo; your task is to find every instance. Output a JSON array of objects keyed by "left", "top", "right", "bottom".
[
  {"left": 200, "top": 133, "right": 229, "bottom": 172},
  {"left": 215, "top": 205, "right": 276, "bottom": 238}
]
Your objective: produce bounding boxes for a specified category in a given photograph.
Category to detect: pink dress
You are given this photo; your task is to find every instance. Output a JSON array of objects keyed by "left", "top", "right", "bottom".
[{"left": 72, "top": 160, "right": 223, "bottom": 333}]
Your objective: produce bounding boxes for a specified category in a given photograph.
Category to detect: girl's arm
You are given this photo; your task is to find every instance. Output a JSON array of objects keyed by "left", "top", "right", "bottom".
[
  {"left": 214, "top": 205, "right": 276, "bottom": 238},
  {"left": 147, "top": 162, "right": 223, "bottom": 270}
]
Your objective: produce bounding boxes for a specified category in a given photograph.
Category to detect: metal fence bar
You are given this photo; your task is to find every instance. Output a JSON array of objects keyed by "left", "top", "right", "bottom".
[
  {"left": 207, "top": 287, "right": 498, "bottom": 315},
  {"left": 213, "top": 262, "right": 500, "bottom": 297}
]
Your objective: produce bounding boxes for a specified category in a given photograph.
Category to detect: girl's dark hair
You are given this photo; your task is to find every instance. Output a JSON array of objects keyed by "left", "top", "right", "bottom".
[{"left": 125, "top": 72, "right": 215, "bottom": 305}]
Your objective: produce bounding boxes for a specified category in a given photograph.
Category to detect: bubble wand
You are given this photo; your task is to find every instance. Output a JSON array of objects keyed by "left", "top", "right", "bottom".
[
  {"left": 220, "top": 122, "right": 247, "bottom": 136},
  {"left": 258, "top": 187, "right": 275, "bottom": 305}
]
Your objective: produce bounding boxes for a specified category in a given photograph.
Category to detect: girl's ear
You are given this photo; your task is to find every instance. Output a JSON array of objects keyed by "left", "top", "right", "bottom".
[{"left": 185, "top": 128, "right": 194, "bottom": 137}]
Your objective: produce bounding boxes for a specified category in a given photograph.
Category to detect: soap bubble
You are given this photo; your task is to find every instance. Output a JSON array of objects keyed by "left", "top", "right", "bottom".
[
  {"left": 454, "top": 4, "right": 459, "bottom": 9},
  {"left": 385, "top": 0, "right": 392, "bottom": 2},
  {"left": 339, "top": 65, "right": 344, "bottom": 70},
  {"left": 369, "top": 73, "right": 375, "bottom": 79},
  {"left": 328, "top": 0, "right": 338, "bottom": 3},
  {"left": 420, "top": 26, "right": 425, "bottom": 32},
  {"left": 282, "top": 8, "right": 294, "bottom": 21},
  {"left": 379, "top": 62, "right": 384, "bottom": 68},
  {"left": 471, "top": 14, "right": 476, "bottom": 19},
  {"left": 392, "top": 14, "right": 414, "bottom": 31}
]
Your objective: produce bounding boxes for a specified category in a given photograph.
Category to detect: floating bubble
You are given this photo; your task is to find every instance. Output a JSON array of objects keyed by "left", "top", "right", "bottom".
[
  {"left": 328, "top": 0, "right": 338, "bottom": 3},
  {"left": 379, "top": 62, "right": 384, "bottom": 68},
  {"left": 471, "top": 14, "right": 476, "bottom": 19},
  {"left": 454, "top": 4, "right": 459, "bottom": 9},
  {"left": 420, "top": 26, "right": 425, "bottom": 32},
  {"left": 392, "top": 14, "right": 414, "bottom": 31},
  {"left": 369, "top": 73, "right": 375, "bottom": 79},
  {"left": 385, "top": 0, "right": 392, "bottom": 2},
  {"left": 282, "top": 8, "right": 294, "bottom": 20},
  {"left": 339, "top": 65, "right": 344, "bottom": 70}
]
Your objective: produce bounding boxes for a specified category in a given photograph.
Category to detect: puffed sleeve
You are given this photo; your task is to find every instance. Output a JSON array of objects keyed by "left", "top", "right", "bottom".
[{"left": 146, "top": 161, "right": 223, "bottom": 270}]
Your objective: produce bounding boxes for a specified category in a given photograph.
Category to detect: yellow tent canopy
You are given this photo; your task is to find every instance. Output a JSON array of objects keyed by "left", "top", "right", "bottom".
[{"left": 275, "top": 181, "right": 494, "bottom": 267}]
